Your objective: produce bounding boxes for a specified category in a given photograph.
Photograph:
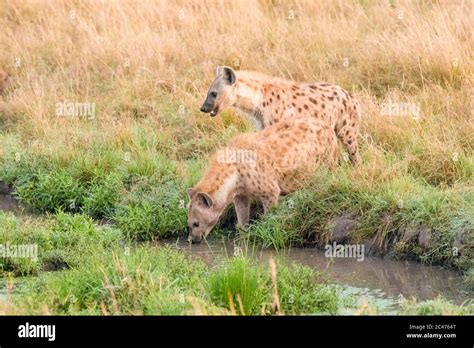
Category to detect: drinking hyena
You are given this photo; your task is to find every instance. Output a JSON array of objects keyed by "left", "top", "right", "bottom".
[{"left": 187, "top": 116, "right": 339, "bottom": 243}]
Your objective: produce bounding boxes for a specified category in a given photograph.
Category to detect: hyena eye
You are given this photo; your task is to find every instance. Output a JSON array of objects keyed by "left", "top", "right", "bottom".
[
  {"left": 192, "top": 222, "right": 199, "bottom": 228},
  {"left": 210, "top": 91, "right": 218, "bottom": 98}
]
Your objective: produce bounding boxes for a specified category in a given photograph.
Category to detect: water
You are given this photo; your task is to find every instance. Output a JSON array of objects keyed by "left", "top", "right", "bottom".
[{"left": 164, "top": 238, "right": 472, "bottom": 307}]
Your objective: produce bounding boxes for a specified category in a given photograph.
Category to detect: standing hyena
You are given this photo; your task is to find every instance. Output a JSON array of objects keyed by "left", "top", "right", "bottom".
[
  {"left": 187, "top": 116, "right": 339, "bottom": 243},
  {"left": 200, "top": 66, "right": 361, "bottom": 164}
]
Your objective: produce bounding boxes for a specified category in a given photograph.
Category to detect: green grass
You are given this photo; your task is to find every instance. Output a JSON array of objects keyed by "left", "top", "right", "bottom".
[
  {"left": 81, "top": 172, "right": 124, "bottom": 219},
  {"left": 0, "top": 212, "right": 44, "bottom": 276},
  {"left": 12, "top": 246, "right": 208, "bottom": 315},
  {"left": 399, "top": 298, "right": 474, "bottom": 315},
  {"left": 0, "top": 211, "right": 122, "bottom": 277},
  {"left": 277, "top": 262, "right": 339, "bottom": 315},
  {"left": 206, "top": 257, "right": 270, "bottom": 315},
  {"left": 113, "top": 180, "right": 188, "bottom": 240},
  {"left": 240, "top": 197, "right": 305, "bottom": 249},
  {"left": 464, "top": 268, "right": 474, "bottom": 289},
  {"left": 42, "top": 211, "right": 123, "bottom": 269},
  {"left": 15, "top": 170, "right": 87, "bottom": 213},
  {"left": 8, "top": 246, "right": 342, "bottom": 315}
]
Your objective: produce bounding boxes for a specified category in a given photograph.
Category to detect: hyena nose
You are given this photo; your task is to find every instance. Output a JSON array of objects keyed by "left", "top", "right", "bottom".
[
  {"left": 200, "top": 105, "right": 207, "bottom": 113},
  {"left": 191, "top": 235, "right": 202, "bottom": 244}
]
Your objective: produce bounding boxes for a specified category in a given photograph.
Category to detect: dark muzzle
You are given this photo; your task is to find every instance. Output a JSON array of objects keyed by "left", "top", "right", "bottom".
[{"left": 200, "top": 104, "right": 211, "bottom": 113}]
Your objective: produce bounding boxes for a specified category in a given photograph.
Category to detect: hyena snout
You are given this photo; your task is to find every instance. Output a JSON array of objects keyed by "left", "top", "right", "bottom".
[
  {"left": 188, "top": 229, "right": 203, "bottom": 244},
  {"left": 200, "top": 104, "right": 211, "bottom": 113},
  {"left": 187, "top": 224, "right": 204, "bottom": 244},
  {"left": 200, "top": 101, "right": 218, "bottom": 116}
]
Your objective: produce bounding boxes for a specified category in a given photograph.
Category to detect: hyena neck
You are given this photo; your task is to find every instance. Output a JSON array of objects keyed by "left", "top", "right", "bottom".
[
  {"left": 196, "top": 164, "right": 239, "bottom": 212},
  {"left": 233, "top": 76, "right": 265, "bottom": 129}
]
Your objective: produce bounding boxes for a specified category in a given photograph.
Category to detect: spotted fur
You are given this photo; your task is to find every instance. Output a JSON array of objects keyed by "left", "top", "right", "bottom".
[
  {"left": 187, "top": 117, "right": 339, "bottom": 243},
  {"left": 200, "top": 67, "right": 361, "bottom": 164}
]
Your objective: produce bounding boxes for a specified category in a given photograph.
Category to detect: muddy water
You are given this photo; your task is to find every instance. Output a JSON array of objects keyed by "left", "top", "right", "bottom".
[{"left": 165, "top": 238, "right": 472, "bottom": 306}]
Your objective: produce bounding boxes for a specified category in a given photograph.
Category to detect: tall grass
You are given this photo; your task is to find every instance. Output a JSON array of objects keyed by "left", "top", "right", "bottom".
[{"left": 0, "top": 1, "right": 472, "bottom": 158}]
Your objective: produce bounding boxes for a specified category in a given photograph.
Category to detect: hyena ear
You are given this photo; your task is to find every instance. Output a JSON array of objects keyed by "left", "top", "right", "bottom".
[
  {"left": 216, "top": 66, "right": 236, "bottom": 85},
  {"left": 216, "top": 66, "right": 224, "bottom": 77},
  {"left": 187, "top": 188, "right": 196, "bottom": 199},
  {"left": 196, "top": 192, "right": 214, "bottom": 208}
]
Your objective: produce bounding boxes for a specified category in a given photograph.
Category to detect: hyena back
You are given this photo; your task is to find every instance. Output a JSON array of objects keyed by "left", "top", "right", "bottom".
[{"left": 200, "top": 66, "right": 361, "bottom": 164}]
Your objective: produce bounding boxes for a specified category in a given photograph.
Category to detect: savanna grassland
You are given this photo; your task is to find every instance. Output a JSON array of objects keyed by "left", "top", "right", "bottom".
[{"left": 0, "top": 0, "right": 473, "bottom": 315}]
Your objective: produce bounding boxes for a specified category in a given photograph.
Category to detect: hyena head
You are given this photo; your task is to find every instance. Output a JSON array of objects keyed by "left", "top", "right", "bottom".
[
  {"left": 187, "top": 189, "right": 220, "bottom": 243},
  {"left": 200, "top": 66, "right": 236, "bottom": 117}
]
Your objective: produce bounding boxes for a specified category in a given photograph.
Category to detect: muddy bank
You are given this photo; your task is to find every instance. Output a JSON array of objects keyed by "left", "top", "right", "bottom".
[
  {"left": 325, "top": 213, "right": 471, "bottom": 261},
  {"left": 0, "top": 181, "right": 20, "bottom": 213}
]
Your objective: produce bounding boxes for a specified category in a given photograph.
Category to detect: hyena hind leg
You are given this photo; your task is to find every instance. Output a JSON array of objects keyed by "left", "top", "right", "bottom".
[
  {"left": 338, "top": 102, "right": 362, "bottom": 165},
  {"left": 258, "top": 186, "right": 280, "bottom": 214},
  {"left": 341, "top": 135, "right": 360, "bottom": 165}
]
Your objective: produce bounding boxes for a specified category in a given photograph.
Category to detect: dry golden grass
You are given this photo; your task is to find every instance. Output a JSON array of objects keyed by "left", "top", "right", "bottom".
[
  {"left": 1, "top": 0, "right": 472, "bottom": 125},
  {"left": 0, "top": 0, "right": 473, "bottom": 189}
]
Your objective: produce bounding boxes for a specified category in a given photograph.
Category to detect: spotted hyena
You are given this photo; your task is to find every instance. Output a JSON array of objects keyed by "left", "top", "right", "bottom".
[
  {"left": 0, "top": 69, "right": 10, "bottom": 95},
  {"left": 187, "top": 116, "right": 338, "bottom": 243},
  {"left": 200, "top": 66, "right": 361, "bottom": 164}
]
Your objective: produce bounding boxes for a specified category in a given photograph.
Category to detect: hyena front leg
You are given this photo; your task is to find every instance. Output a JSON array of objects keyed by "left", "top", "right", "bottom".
[{"left": 234, "top": 195, "right": 251, "bottom": 227}]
